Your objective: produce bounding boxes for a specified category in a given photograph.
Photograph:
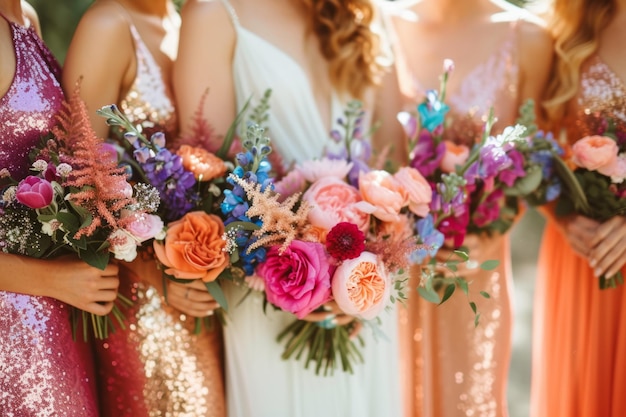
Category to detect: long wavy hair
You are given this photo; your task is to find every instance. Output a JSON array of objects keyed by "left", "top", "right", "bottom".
[
  {"left": 302, "top": 0, "right": 385, "bottom": 99},
  {"left": 543, "top": 0, "right": 615, "bottom": 125}
]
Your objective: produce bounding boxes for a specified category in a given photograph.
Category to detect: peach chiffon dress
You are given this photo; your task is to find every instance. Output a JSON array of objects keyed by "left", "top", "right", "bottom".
[
  {"left": 398, "top": 25, "right": 520, "bottom": 417},
  {"left": 530, "top": 54, "right": 626, "bottom": 417}
]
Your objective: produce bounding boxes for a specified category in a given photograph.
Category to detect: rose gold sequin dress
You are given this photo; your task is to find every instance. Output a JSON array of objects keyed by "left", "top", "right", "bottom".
[
  {"left": 398, "top": 25, "right": 519, "bottom": 417},
  {"left": 93, "top": 22, "right": 225, "bottom": 417},
  {"left": 530, "top": 54, "right": 626, "bottom": 417},
  {"left": 0, "top": 16, "right": 99, "bottom": 416}
]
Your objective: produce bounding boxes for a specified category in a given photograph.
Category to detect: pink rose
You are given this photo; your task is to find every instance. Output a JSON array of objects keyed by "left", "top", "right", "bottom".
[
  {"left": 16, "top": 176, "right": 54, "bottom": 209},
  {"left": 394, "top": 167, "right": 432, "bottom": 217},
  {"left": 440, "top": 141, "right": 469, "bottom": 173},
  {"left": 331, "top": 251, "right": 390, "bottom": 320},
  {"left": 297, "top": 157, "right": 353, "bottom": 183},
  {"left": 571, "top": 135, "right": 619, "bottom": 176},
  {"left": 122, "top": 211, "right": 165, "bottom": 242},
  {"left": 357, "top": 170, "right": 408, "bottom": 223},
  {"left": 610, "top": 154, "right": 626, "bottom": 183},
  {"left": 302, "top": 176, "right": 370, "bottom": 233},
  {"left": 257, "top": 240, "right": 333, "bottom": 319}
]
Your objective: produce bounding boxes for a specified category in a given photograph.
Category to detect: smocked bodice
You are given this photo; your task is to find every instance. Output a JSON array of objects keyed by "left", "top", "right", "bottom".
[
  {"left": 119, "top": 25, "right": 177, "bottom": 138},
  {"left": 0, "top": 19, "right": 63, "bottom": 180}
]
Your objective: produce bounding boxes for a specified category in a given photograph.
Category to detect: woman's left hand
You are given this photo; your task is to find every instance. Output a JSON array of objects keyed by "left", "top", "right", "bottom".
[{"left": 588, "top": 216, "right": 626, "bottom": 278}]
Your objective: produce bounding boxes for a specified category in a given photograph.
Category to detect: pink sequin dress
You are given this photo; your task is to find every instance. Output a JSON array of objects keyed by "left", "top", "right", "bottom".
[
  {"left": 0, "top": 16, "right": 99, "bottom": 416},
  {"left": 530, "top": 54, "right": 626, "bottom": 417},
  {"left": 93, "top": 22, "right": 226, "bottom": 417},
  {"left": 398, "top": 25, "right": 519, "bottom": 417}
]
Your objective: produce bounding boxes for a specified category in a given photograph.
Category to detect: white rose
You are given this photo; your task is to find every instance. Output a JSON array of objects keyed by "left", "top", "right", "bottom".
[
  {"left": 41, "top": 219, "right": 62, "bottom": 236},
  {"left": 109, "top": 229, "right": 138, "bottom": 262}
]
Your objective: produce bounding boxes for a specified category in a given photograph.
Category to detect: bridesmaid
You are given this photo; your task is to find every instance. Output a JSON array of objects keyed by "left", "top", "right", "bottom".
[
  {"left": 391, "top": 0, "right": 552, "bottom": 416},
  {"left": 63, "top": 1, "right": 226, "bottom": 416},
  {"left": 174, "top": 1, "right": 403, "bottom": 416},
  {"left": 0, "top": 0, "right": 120, "bottom": 415},
  {"left": 531, "top": 0, "right": 626, "bottom": 415}
]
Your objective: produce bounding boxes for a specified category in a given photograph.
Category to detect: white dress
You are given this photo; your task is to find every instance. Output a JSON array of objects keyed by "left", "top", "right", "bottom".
[{"left": 219, "top": 1, "right": 402, "bottom": 417}]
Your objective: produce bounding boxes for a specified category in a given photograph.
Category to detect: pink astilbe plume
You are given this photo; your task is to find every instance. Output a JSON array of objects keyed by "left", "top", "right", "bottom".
[
  {"left": 365, "top": 233, "right": 417, "bottom": 274},
  {"left": 174, "top": 89, "right": 220, "bottom": 152},
  {"left": 51, "top": 86, "right": 134, "bottom": 238},
  {"left": 230, "top": 174, "right": 310, "bottom": 253}
]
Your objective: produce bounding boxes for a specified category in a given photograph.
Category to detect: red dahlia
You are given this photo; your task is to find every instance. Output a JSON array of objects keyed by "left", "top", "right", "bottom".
[{"left": 325, "top": 222, "right": 365, "bottom": 261}]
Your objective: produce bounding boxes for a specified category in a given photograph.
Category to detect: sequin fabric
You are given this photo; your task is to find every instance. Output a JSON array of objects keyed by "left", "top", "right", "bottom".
[
  {"left": 566, "top": 54, "right": 626, "bottom": 142},
  {"left": 0, "top": 20, "right": 63, "bottom": 180},
  {"left": 119, "top": 25, "right": 177, "bottom": 138},
  {"left": 96, "top": 266, "right": 225, "bottom": 417},
  {"left": 400, "top": 24, "right": 519, "bottom": 417},
  {"left": 0, "top": 19, "right": 98, "bottom": 416}
]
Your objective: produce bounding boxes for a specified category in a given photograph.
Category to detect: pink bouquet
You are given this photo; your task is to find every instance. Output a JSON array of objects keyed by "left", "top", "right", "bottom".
[{"left": 0, "top": 89, "right": 163, "bottom": 339}]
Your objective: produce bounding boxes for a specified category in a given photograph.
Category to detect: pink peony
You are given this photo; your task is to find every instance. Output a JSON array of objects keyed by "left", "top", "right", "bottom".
[
  {"left": 16, "top": 176, "right": 54, "bottom": 209},
  {"left": 571, "top": 135, "right": 619, "bottom": 176},
  {"left": 297, "top": 157, "right": 353, "bottom": 183},
  {"left": 357, "top": 170, "right": 408, "bottom": 223},
  {"left": 257, "top": 240, "right": 333, "bottom": 319},
  {"left": 331, "top": 251, "right": 390, "bottom": 320},
  {"left": 122, "top": 211, "right": 165, "bottom": 242},
  {"left": 273, "top": 169, "right": 307, "bottom": 199},
  {"left": 302, "top": 176, "right": 370, "bottom": 233},
  {"left": 394, "top": 167, "right": 432, "bottom": 217},
  {"left": 440, "top": 141, "right": 469, "bottom": 173}
]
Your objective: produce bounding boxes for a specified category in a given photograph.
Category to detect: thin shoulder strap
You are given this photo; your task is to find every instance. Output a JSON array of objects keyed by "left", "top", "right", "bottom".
[{"left": 219, "top": 0, "right": 240, "bottom": 27}]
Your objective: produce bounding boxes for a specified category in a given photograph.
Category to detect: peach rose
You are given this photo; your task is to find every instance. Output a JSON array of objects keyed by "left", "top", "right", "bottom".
[
  {"left": 357, "top": 170, "right": 408, "bottom": 223},
  {"left": 177, "top": 145, "right": 227, "bottom": 181},
  {"left": 153, "top": 211, "right": 228, "bottom": 282},
  {"left": 393, "top": 167, "right": 432, "bottom": 217},
  {"left": 331, "top": 251, "right": 390, "bottom": 320},
  {"left": 440, "top": 141, "right": 469, "bottom": 173},
  {"left": 610, "top": 154, "right": 626, "bottom": 183},
  {"left": 571, "top": 136, "right": 618, "bottom": 176},
  {"left": 302, "top": 177, "right": 370, "bottom": 233}
]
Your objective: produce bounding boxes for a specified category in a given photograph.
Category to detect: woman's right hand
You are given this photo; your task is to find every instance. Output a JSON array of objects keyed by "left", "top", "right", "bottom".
[
  {"left": 557, "top": 214, "right": 600, "bottom": 259},
  {"left": 164, "top": 279, "right": 220, "bottom": 318},
  {"left": 45, "top": 257, "right": 120, "bottom": 316}
]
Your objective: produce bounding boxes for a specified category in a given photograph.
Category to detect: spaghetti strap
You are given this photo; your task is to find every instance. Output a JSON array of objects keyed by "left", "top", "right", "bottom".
[{"left": 220, "top": 0, "right": 240, "bottom": 27}]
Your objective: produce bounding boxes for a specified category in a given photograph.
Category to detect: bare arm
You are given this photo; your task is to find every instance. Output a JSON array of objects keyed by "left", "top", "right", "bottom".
[
  {"left": 62, "top": 3, "right": 135, "bottom": 138},
  {"left": 173, "top": 0, "right": 237, "bottom": 138}
]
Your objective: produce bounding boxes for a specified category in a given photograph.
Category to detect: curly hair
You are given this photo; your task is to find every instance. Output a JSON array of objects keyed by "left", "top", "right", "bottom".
[
  {"left": 302, "top": 0, "right": 385, "bottom": 100},
  {"left": 543, "top": 0, "right": 615, "bottom": 125}
]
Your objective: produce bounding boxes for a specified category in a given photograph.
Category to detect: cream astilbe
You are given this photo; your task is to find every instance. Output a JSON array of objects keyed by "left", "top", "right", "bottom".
[{"left": 230, "top": 174, "right": 310, "bottom": 253}]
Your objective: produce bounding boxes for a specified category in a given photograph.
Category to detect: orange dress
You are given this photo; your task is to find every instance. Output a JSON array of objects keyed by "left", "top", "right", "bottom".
[
  {"left": 93, "top": 20, "right": 225, "bottom": 417},
  {"left": 530, "top": 54, "right": 626, "bottom": 417},
  {"left": 398, "top": 24, "right": 520, "bottom": 417}
]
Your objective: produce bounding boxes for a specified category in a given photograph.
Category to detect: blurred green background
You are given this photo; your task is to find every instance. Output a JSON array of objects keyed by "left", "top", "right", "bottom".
[{"left": 28, "top": 1, "right": 542, "bottom": 417}]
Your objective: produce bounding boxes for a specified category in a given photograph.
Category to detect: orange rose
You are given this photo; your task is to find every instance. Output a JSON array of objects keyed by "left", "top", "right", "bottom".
[
  {"left": 177, "top": 145, "right": 227, "bottom": 181},
  {"left": 153, "top": 211, "right": 228, "bottom": 282}
]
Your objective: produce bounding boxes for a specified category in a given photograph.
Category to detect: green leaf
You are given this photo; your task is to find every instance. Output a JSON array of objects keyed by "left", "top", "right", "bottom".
[
  {"left": 553, "top": 155, "right": 591, "bottom": 215},
  {"left": 226, "top": 221, "right": 261, "bottom": 232},
  {"left": 480, "top": 260, "right": 500, "bottom": 271},
  {"left": 469, "top": 301, "right": 477, "bottom": 314},
  {"left": 205, "top": 281, "right": 228, "bottom": 312},
  {"left": 456, "top": 277, "right": 469, "bottom": 295},
  {"left": 453, "top": 250, "right": 469, "bottom": 262},
  {"left": 218, "top": 97, "right": 252, "bottom": 160},
  {"left": 474, "top": 313, "right": 481, "bottom": 327},
  {"left": 505, "top": 165, "right": 543, "bottom": 197},
  {"left": 56, "top": 211, "right": 81, "bottom": 232},
  {"left": 79, "top": 248, "right": 110, "bottom": 270},
  {"left": 439, "top": 284, "right": 456, "bottom": 305},
  {"left": 480, "top": 291, "right": 491, "bottom": 299},
  {"left": 418, "top": 287, "right": 441, "bottom": 304}
]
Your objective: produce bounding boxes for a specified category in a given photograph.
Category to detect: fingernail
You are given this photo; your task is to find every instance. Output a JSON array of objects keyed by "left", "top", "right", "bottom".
[
  {"left": 322, "top": 305, "right": 333, "bottom": 312},
  {"left": 594, "top": 268, "right": 602, "bottom": 277},
  {"left": 207, "top": 310, "right": 214, "bottom": 316},
  {"left": 589, "top": 259, "right": 597, "bottom": 268}
]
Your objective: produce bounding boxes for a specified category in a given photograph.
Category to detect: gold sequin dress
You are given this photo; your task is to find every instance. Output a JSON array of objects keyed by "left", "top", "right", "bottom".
[
  {"left": 94, "top": 22, "right": 225, "bottom": 417},
  {"left": 530, "top": 54, "right": 626, "bottom": 417},
  {"left": 398, "top": 24, "right": 519, "bottom": 417}
]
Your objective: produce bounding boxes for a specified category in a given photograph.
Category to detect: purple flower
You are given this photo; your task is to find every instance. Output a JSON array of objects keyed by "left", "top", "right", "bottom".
[
  {"left": 411, "top": 214, "right": 444, "bottom": 263},
  {"left": 498, "top": 149, "right": 526, "bottom": 187},
  {"left": 16, "top": 176, "right": 54, "bottom": 209},
  {"left": 472, "top": 189, "right": 504, "bottom": 227},
  {"left": 410, "top": 130, "right": 446, "bottom": 177}
]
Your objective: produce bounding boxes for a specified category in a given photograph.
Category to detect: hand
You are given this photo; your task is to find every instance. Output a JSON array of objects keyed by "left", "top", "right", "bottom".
[
  {"left": 301, "top": 301, "right": 362, "bottom": 338},
  {"left": 46, "top": 257, "right": 120, "bottom": 316},
  {"left": 164, "top": 279, "right": 219, "bottom": 318},
  {"left": 588, "top": 216, "right": 626, "bottom": 278},
  {"left": 557, "top": 214, "right": 600, "bottom": 259}
]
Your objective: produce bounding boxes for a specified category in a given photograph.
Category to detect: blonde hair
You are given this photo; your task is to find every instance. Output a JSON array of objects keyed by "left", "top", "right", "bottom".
[
  {"left": 302, "top": 0, "right": 384, "bottom": 99},
  {"left": 543, "top": 0, "right": 615, "bottom": 125}
]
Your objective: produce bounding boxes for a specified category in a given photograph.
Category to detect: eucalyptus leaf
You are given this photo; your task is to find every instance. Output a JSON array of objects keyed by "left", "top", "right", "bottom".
[
  {"left": 205, "top": 281, "right": 228, "bottom": 312},
  {"left": 418, "top": 287, "right": 441, "bottom": 304},
  {"left": 480, "top": 260, "right": 500, "bottom": 271}
]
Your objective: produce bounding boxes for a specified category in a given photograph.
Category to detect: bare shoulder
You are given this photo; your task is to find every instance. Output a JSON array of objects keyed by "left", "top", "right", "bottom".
[
  {"left": 180, "top": 0, "right": 231, "bottom": 31},
  {"left": 21, "top": 1, "right": 41, "bottom": 36},
  {"left": 517, "top": 19, "right": 553, "bottom": 61},
  {"left": 72, "top": 1, "right": 132, "bottom": 43}
]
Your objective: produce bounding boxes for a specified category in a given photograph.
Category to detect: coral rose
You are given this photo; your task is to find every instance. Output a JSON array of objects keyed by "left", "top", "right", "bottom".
[
  {"left": 256, "top": 240, "right": 333, "bottom": 319},
  {"left": 571, "top": 135, "right": 619, "bottom": 176},
  {"left": 177, "top": 144, "right": 227, "bottom": 181},
  {"left": 440, "top": 141, "right": 469, "bottom": 173},
  {"left": 357, "top": 170, "right": 408, "bottom": 223},
  {"left": 303, "top": 176, "right": 370, "bottom": 233},
  {"left": 393, "top": 167, "right": 432, "bottom": 217},
  {"left": 153, "top": 211, "right": 228, "bottom": 282},
  {"left": 331, "top": 251, "right": 390, "bottom": 320}
]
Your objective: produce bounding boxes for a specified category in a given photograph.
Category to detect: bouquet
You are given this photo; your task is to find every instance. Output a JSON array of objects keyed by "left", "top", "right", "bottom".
[
  {"left": 0, "top": 89, "right": 163, "bottom": 339},
  {"left": 549, "top": 130, "right": 626, "bottom": 288},
  {"left": 227, "top": 101, "right": 421, "bottom": 374}
]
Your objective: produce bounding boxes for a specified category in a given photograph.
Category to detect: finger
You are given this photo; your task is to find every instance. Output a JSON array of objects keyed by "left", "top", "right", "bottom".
[
  {"left": 573, "top": 215, "right": 601, "bottom": 230},
  {"left": 334, "top": 315, "right": 355, "bottom": 327},
  {"left": 187, "top": 289, "right": 217, "bottom": 303},
  {"left": 591, "top": 217, "right": 626, "bottom": 248},
  {"left": 301, "top": 312, "right": 336, "bottom": 323},
  {"left": 94, "top": 289, "right": 118, "bottom": 303},
  {"left": 591, "top": 240, "right": 626, "bottom": 277},
  {"left": 101, "top": 263, "right": 119, "bottom": 275},
  {"left": 96, "top": 276, "right": 120, "bottom": 290},
  {"left": 186, "top": 280, "right": 211, "bottom": 290},
  {"left": 349, "top": 320, "right": 363, "bottom": 339},
  {"left": 85, "top": 301, "right": 114, "bottom": 316}
]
